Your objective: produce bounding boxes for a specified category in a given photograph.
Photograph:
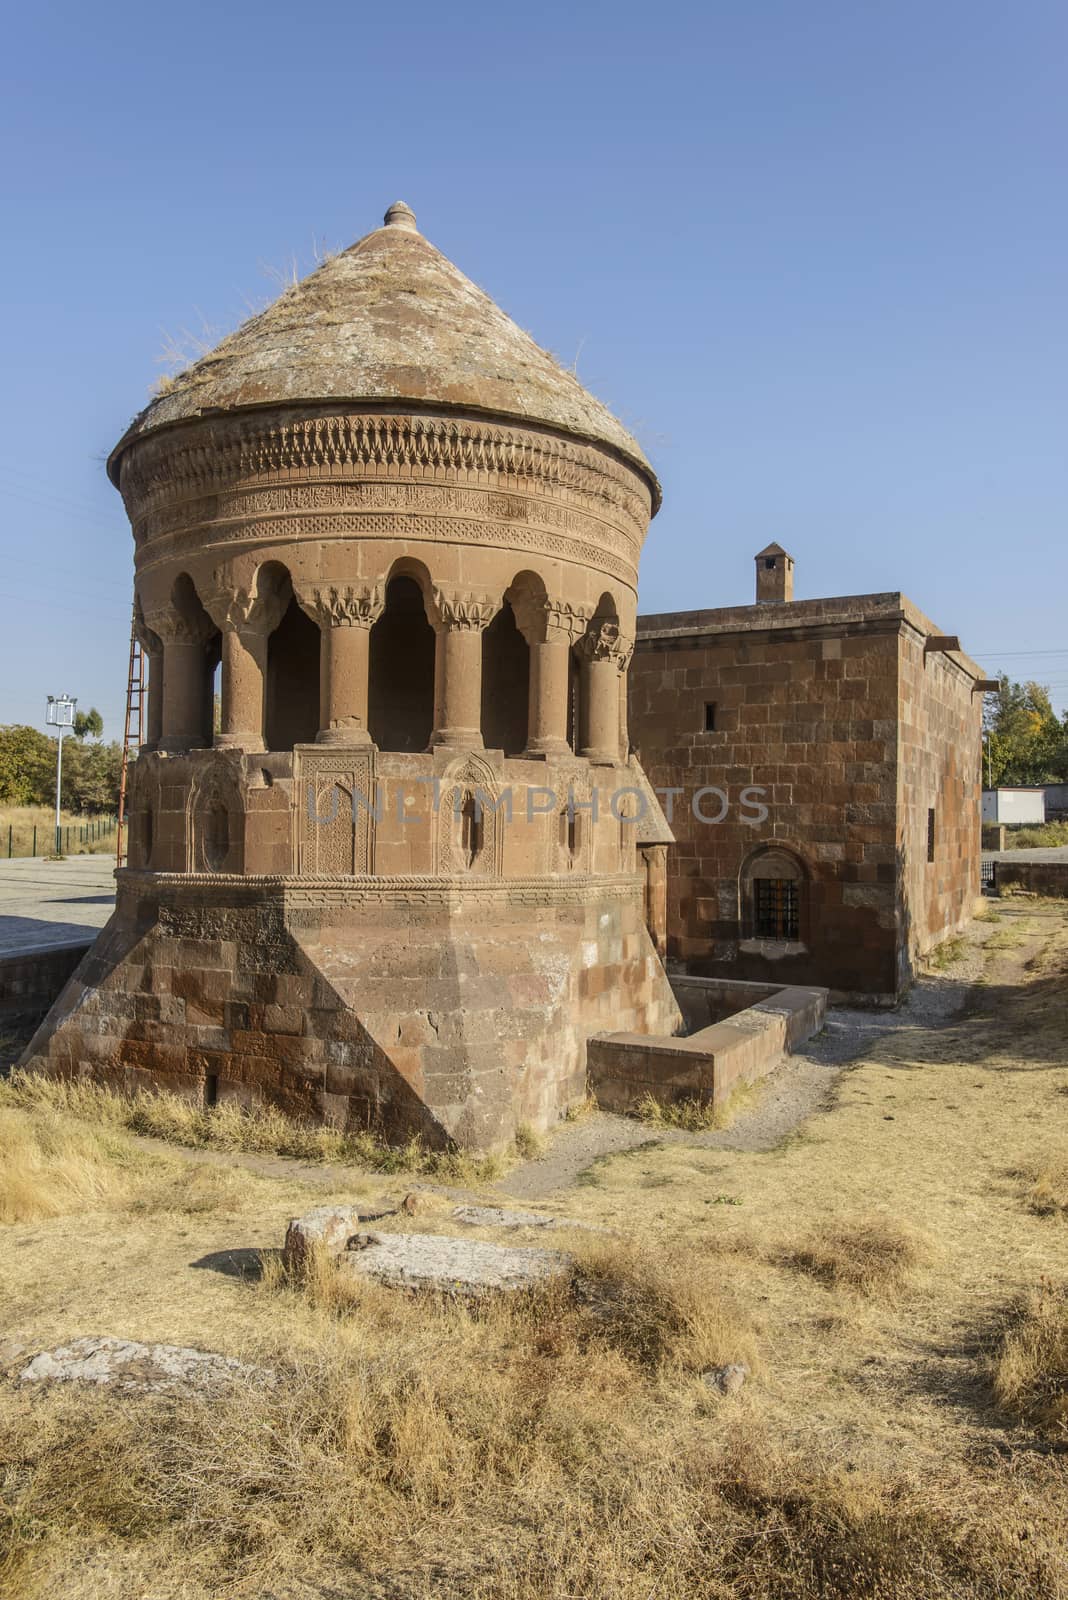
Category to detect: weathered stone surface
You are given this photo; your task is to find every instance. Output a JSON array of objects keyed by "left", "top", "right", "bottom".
[
  {"left": 19, "top": 1337, "right": 264, "bottom": 1392},
  {"left": 341, "top": 1231, "right": 570, "bottom": 1295},
  {"left": 284, "top": 1203, "right": 394, "bottom": 1269},
  {"left": 452, "top": 1204, "right": 560, "bottom": 1229},
  {"left": 451, "top": 1204, "right": 604, "bottom": 1233}
]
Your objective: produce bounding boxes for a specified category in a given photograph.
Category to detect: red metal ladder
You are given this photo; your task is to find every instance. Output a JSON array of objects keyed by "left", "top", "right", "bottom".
[{"left": 116, "top": 603, "right": 144, "bottom": 866}]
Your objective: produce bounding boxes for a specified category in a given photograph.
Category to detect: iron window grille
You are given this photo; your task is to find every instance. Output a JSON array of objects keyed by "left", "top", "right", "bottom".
[{"left": 754, "top": 878, "right": 800, "bottom": 940}]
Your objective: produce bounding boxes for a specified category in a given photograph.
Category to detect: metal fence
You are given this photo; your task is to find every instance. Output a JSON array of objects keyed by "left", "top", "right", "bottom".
[
  {"left": 4, "top": 815, "right": 118, "bottom": 860},
  {"left": 980, "top": 859, "right": 997, "bottom": 893}
]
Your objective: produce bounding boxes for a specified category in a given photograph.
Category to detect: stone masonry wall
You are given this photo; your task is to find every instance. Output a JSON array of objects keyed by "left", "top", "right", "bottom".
[
  {"left": 896, "top": 633, "right": 982, "bottom": 979},
  {"left": 23, "top": 874, "right": 679, "bottom": 1151},
  {"left": 629, "top": 611, "right": 903, "bottom": 996}
]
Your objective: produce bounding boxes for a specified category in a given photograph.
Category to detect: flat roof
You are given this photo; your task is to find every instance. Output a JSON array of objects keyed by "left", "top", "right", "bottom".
[{"left": 636, "top": 592, "right": 984, "bottom": 681}]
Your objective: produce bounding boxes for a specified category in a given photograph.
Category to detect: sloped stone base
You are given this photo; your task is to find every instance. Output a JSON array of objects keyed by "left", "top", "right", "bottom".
[{"left": 22, "top": 869, "right": 680, "bottom": 1150}]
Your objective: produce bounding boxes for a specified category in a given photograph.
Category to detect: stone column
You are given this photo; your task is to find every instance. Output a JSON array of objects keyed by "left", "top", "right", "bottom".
[
  {"left": 147, "top": 610, "right": 213, "bottom": 753},
  {"left": 578, "top": 621, "right": 631, "bottom": 765},
  {"left": 217, "top": 626, "right": 267, "bottom": 749},
  {"left": 515, "top": 598, "right": 591, "bottom": 757},
  {"left": 300, "top": 584, "right": 384, "bottom": 745},
  {"left": 617, "top": 635, "right": 635, "bottom": 757},
  {"left": 134, "top": 616, "right": 163, "bottom": 749},
  {"left": 430, "top": 588, "right": 496, "bottom": 749},
  {"left": 202, "top": 581, "right": 286, "bottom": 752}
]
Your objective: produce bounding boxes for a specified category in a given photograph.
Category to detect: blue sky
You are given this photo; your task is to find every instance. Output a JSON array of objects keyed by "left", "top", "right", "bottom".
[{"left": 1, "top": 0, "right": 1065, "bottom": 735}]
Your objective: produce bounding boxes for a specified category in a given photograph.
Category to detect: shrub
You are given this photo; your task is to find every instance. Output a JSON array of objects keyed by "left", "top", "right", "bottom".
[{"left": 784, "top": 1217, "right": 932, "bottom": 1296}]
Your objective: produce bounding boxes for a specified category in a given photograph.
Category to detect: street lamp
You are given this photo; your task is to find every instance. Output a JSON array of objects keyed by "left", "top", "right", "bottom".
[{"left": 45, "top": 694, "right": 77, "bottom": 856}]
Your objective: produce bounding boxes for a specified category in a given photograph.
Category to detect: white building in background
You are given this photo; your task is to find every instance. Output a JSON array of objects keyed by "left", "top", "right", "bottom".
[{"left": 982, "top": 788, "right": 1046, "bottom": 825}]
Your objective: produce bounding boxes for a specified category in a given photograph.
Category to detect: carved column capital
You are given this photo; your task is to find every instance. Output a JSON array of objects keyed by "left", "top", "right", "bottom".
[
  {"left": 298, "top": 582, "right": 385, "bottom": 629},
  {"left": 204, "top": 565, "right": 292, "bottom": 636},
  {"left": 430, "top": 587, "right": 497, "bottom": 633},
  {"left": 201, "top": 584, "right": 258, "bottom": 633},
  {"left": 144, "top": 607, "right": 214, "bottom": 647},
  {"left": 577, "top": 619, "right": 632, "bottom": 667},
  {"left": 133, "top": 610, "right": 162, "bottom": 654},
  {"left": 544, "top": 599, "right": 594, "bottom": 646}
]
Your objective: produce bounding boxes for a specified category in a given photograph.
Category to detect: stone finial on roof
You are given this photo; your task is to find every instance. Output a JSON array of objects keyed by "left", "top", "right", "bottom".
[{"left": 383, "top": 201, "right": 418, "bottom": 232}]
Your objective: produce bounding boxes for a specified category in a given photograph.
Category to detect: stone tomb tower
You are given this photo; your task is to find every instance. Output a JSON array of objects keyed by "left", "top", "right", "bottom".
[{"left": 27, "top": 203, "right": 680, "bottom": 1149}]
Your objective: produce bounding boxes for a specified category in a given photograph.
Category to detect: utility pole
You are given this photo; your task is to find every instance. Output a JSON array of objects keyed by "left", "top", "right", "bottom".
[{"left": 46, "top": 694, "right": 77, "bottom": 856}]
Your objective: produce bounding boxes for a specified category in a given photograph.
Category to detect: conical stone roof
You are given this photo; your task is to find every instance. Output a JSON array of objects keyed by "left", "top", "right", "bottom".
[{"left": 111, "top": 202, "right": 656, "bottom": 499}]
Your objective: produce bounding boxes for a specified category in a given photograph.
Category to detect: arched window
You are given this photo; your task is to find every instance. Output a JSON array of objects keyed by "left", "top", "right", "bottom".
[
  {"left": 265, "top": 597, "right": 320, "bottom": 751},
  {"left": 481, "top": 600, "right": 529, "bottom": 754},
  {"left": 368, "top": 575, "right": 435, "bottom": 752},
  {"left": 460, "top": 792, "right": 484, "bottom": 868},
  {"left": 171, "top": 573, "right": 220, "bottom": 749},
  {"left": 557, "top": 805, "right": 580, "bottom": 871},
  {"left": 741, "top": 847, "right": 806, "bottom": 943},
  {"left": 202, "top": 798, "right": 230, "bottom": 870}
]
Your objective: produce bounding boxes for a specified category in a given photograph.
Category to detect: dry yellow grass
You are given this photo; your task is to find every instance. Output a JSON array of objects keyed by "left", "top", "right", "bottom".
[
  {"left": 784, "top": 1216, "right": 934, "bottom": 1296},
  {"left": 991, "top": 1280, "right": 1068, "bottom": 1432},
  {"left": 1, "top": 1248, "right": 1060, "bottom": 1600},
  {"left": 0, "top": 805, "right": 115, "bottom": 857},
  {"left": 1016, "top": 1158, "right": 1068, "bottom": 1217},
  {"left": 0, "top": 1097, "right": 264, "bottom": 1225},
  {"left": 631, "top": 1079, "right": 761, "bottom": 1132},
  {"left": 2, "top": 1071, "right": 510, "bottom": 1183},
  {"left": 1, "top": 900, "right": 1068, "bottom": 1597},
  {"left": 0, "top": 1104, "right": 129, "bottom": 1223}
]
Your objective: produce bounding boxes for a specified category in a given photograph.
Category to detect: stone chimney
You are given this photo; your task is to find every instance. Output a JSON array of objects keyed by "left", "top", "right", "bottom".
[{"left": 755, "top": 543, "right": 794, "bottom": 603}]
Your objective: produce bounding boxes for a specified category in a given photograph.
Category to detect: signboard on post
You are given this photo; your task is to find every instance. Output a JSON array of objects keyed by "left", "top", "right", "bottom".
[{"left": 45, "top": 694, "right": 77, "bottom": 854}]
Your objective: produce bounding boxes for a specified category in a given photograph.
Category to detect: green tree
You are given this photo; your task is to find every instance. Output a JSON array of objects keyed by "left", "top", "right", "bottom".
[
  {"left": 60, "top": 738, "right": 123, "bottom": 813},
  {"left": 73, "top": 707, "right": 104, "bottom": 739},
  {"left": 983, "top": 677, "right": 1067, "bottom": 786},
  {"left": 0, "top": 725, "right": 56, "bottom": 805}
]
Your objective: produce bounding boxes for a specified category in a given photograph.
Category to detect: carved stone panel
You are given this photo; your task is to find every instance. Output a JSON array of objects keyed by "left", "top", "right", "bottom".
[{"left": 296, "top": 749, "right": 376, "bottom": 876}]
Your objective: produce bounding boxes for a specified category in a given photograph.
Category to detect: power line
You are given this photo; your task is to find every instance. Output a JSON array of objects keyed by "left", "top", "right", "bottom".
[
  {"left": 0, "top": 554, "right": 131, "bottom": 597},
  {"left": 0, "top": 479, "right": 120, "bottom": 532},
  {"left": 0, "top": 589, "right": 130, "bottom": 625}
]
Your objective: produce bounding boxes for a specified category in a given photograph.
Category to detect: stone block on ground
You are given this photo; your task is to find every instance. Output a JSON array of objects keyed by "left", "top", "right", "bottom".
[
  {"left": 451, "top": 1204, "right": 606, "bottom": 1233},
  {"left": 19, "top": 1337, "right": 266, "bottom": 1393},
  {"left": 284, "top": 1203, "right": 396, "bottom": 1270},
  {"left": 341, "top": 1231, "right": 570, "bottom": 1296}
]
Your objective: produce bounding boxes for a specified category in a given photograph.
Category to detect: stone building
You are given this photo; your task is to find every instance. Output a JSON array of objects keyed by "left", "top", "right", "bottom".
[
  {"left": 629, "top": 549, "right": 987, "bottom": 999},
  {"left": 26, "top": 202, "right": 680, "bottom": 1149}
]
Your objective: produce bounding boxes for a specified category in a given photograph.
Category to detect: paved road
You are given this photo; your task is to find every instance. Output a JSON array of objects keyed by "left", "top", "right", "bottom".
[
  {"left": 983, "top": 845, "right": 1068, "bottom": 863},
  {"left": 0, "top": 856, "right": 116, "bottom": 955}
]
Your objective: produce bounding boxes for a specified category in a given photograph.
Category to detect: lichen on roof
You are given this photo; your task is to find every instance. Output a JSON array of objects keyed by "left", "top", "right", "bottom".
[{"left": 113, "top": 203, "right": 655, "bottom": 495}]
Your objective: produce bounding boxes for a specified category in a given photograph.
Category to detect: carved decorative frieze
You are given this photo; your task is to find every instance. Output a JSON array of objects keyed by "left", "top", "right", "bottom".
[
  {"left": 135, "top": 505, "right": 639, "bottom": 590},
  {"left": 116, "top": 868, "right": 644, "bottom": 907},
  {"left": 130, "top": 479, "right": 643, "bottom": 589},
  {"left": 296, "top": 749, "right": 376, "bottom": 875},
  {"left": 118, "top": 411, "right": 652, "bottom": 538}
]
